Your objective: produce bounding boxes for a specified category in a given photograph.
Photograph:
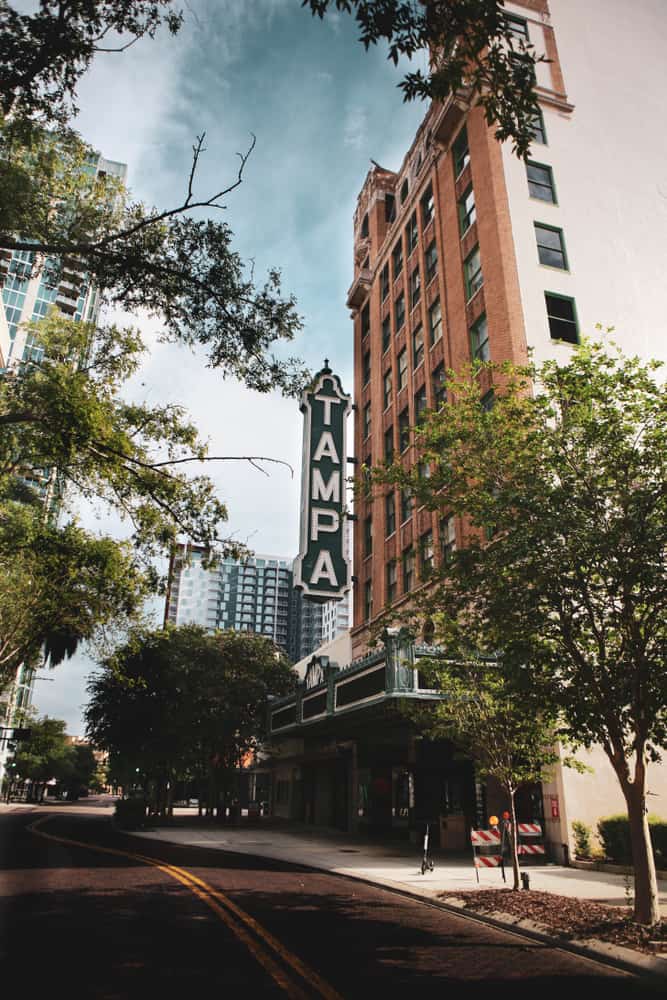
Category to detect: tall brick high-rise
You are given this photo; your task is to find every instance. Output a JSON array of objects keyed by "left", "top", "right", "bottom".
[
  {"left": 348, "top": 0, "right": 667, "bottom": 657},
  {"left": 262, "top": 0, "right": 667, "bottom": 847}
]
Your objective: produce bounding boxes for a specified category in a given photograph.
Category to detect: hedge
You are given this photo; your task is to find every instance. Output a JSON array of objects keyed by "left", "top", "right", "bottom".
[{"left": 597, "top": 814, "right": 667, "bottom": 868}]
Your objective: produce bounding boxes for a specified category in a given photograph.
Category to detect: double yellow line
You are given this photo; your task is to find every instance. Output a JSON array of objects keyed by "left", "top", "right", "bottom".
[{"left": 28, "top": 816, "right": 343, "bottom": 1000}]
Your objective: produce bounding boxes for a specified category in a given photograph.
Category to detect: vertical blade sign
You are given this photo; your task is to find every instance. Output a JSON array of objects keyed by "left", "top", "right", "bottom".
[{"left": 293, "top": 361, "right": 352, "bottom": 601}]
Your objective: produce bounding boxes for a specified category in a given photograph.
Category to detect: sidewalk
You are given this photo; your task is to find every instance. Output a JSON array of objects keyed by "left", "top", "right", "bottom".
[{"left": 131, "top": 812, "right": 667, "bottom": 915}]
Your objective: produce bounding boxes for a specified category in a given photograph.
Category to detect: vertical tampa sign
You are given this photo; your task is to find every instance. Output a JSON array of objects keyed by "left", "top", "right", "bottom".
[{"left": 293, "top": 361, "right": 352, "bottom": 602}]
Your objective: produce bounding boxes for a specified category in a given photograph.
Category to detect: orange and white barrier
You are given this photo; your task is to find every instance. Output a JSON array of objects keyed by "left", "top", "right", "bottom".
[
  {"left": 518, "top": 843, "right": 546, "bottom": 855},
  {"left": 470, "top": 829, "right": 501, "bottom": 846},
  {"left": 517, "top": 822, "right": 542, "bottom": 836},
  {"left": 474, "top": 854, "right": 503, "bottom": 868}
]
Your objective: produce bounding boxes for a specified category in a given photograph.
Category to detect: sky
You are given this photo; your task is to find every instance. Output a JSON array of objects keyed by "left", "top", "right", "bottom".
[{"left": 32, "top": 0, "right": 428, "bottom": 734}]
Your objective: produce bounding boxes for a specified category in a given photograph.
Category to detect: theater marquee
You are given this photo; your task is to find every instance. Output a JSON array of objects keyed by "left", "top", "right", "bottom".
[{"left": 293, "top": 361, "right": 351, "bottom": 602}]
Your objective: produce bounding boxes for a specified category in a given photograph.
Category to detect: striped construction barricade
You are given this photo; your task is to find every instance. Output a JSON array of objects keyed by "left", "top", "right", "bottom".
[
  {"left": 517, "top": 822, "right": 542, "bottom": 837},
  {"left": 516, "top": 821, "right": 547, "bottom": 862},
  {"left": 470, "top": 827, "right": 506, "bottom": 882}
]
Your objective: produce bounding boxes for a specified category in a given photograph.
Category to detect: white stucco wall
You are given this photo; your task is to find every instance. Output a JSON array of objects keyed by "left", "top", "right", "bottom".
[{"left": 502, "top": 0, "right": 667, "bottom": 368}]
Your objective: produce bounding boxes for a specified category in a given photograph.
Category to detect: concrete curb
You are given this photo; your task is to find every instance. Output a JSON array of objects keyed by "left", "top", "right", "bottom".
[{"left": 127, "top": 826, "right": 667, "bottom": 983}]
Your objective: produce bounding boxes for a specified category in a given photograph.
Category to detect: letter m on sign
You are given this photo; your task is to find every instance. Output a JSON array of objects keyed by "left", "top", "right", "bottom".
[{"left": 293, "top": 363, "right": 352, "bottom": 602}]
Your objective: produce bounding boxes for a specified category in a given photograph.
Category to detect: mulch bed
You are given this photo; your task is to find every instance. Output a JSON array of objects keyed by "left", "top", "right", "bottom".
[{"left": 439, "top": 888, "right": 666, "bottom": 955}]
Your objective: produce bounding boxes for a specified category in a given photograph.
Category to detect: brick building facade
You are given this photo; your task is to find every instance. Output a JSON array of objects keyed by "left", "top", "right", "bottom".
[{"left": 349, "top": 0, "right": 574, "bottom": 656}]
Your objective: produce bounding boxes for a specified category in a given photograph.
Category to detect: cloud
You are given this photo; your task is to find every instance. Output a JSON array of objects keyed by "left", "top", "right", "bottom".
[{"left": 343, "top": 105, "right": 368, "bottom": 150}]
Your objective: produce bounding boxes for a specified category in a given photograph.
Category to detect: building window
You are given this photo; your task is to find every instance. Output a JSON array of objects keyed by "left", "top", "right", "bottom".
[
  {"left": 545, "top": 292, "right": 579, "bottom": 344},
  {"left": 535, "top": 223, "right": 568, "bottom": 270},
  {"left": 384, "top": 425, "right": 394, "bottom": 462},
  {"left": 386, "top": 561, "right": 397, "bottom": 604},
  {"left": 505, "top": 12, "right": 529, "bottom": 39},
  {"left": 432, "top": 363, "right": 446, "bottom": 407},
  {"left": 452, "top": 126, "right": 470, "bottom": 177},
  {"left": 382, "top": 314, "right": 391, "bottom": 353},
  {"left": 383, "top": 368, "right": 393, "bottom": 410},
  {"left": 385, "top": 193, "right": 396, "bottom": 223},
  {"left": 530, "top": 108, "right": 547, "bottom": 145},
  {"left": 425, "top": 240, "right": 438, "bottom": 284},
  {"left": 428, "top": 298, "right": 442, "bottom": 345},
  {"left": 441, "top": 515, "right": 456, "bottom": 564},
  {"left": 420, "top": 530, "right": 434, "bottom": 575},
  {"left": 364, "top": 579, "right": 373, "bottom": 620},
  {"left": 397, "top": 348, "right": 408, "bottom": 391},
  {"left": 412, "top": 325, "right": 424, "bottom": 369},
  {"left": 362, "top": 350, "right": 371, "bottom": 385},
  {"left": 420, "top": 184, "right": 434, "bottom": 229},
  {"left": 403, "top": 546, "right": 415, "bottom": 594},
  {"left": 399, "top": 407, "right": 410, "bottom": 451},
  {"left": 400, "top": 488, "right": 412, "bottom": 523},
  {"left": 364, "top": 516, "right": 373, "bottom": 556},
  {"left": 361, "top": 456, "right": 372, "bottom": 498},
  {"left": 481, "top": 389, "right": 495, "bottom": 411},
  {"left": 392, "top": 239, "right": 403, "bottom": 279},
  {"left": 395, "top": 291, "right": 405, "bottom": 332},
  {"left": 400, "top": 177, "right": 409, "bottom": 204},
  {"left": 418, "top": 460, "right": 431, "bottom": 481},
  {"left": 410, "top": 266, "right": 421, "bottom": 309},
  {"left": 363, "top": 402, "right": 371, "bottom": 438},
  {"left": 360, "top": 212, "right": 369, "bottom": 238},
  {"left": 381, "top": 263, "right": 390, "bottom": 301},
  {"left": 458, "top": 185, "right": 476, "bottom": 235},
  {"left": 385, "top": 493, "right": 396, "bottom": 537},
  {"left": 406, "top": 211, "right": 418, "bottom": 255},
  {"left": 470, "top": 313, "right": 490, "bottom": 362},
  {"left": 464, "top": 245, "right": 483, "bottom": 300},
  {"left": 361, "top": 302, "right": 370, "bottom": 337},
  {"left": 415, "top": 385, "right": 428, "bottom": 423},
  {"left": 526, "top": 161, "right": 557, "bottom": 203}
]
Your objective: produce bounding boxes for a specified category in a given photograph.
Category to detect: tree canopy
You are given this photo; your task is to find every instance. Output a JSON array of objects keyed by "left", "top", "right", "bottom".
[
  {"left": 377, "top": 341, "right": 667, "bottom": 925},
  {"left": 85, "top": 625, "right": 297, "bottom": 816},
  {"left": 0, "top": 1, "right": 183, "bottom": 124},
  {"left": 305, "top": 0, "right": 544, "bottom": 156},
  {"left": 6, "top": 714, "right": 99, "bottom": 799}
]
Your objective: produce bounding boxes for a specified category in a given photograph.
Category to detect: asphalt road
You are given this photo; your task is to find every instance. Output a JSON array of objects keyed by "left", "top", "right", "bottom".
[{"left": 0, "top": 804, "right": 661, "bottom": 998}]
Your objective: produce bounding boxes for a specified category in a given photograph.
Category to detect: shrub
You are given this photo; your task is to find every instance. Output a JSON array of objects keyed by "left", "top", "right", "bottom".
[
  {"left": 114, "top": 797, "right": 148, "bottom": 830},
  {"left": 597, "top": 814, "right": 667, "bottom": 868},
  {"left": 572, "top": 819, "right": 592, "bottom": 858}
]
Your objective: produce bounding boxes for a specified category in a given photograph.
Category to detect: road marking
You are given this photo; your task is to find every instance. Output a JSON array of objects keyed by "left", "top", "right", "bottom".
[{"left": 28, "top": 816, "right": 343, "bottom": 1000}]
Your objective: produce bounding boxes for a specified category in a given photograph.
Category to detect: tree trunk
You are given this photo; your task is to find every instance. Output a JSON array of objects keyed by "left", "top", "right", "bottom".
[
  {"left": 623, "top": 766, "right": 660, "bottom": 925},
  {"left": 508, "top": 789, "right": 521, "bottom": 891}
]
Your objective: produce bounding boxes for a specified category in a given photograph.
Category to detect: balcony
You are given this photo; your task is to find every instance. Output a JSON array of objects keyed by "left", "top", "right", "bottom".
[
  {"left": 430, "top": 84, "right": 473, "bottom": 146},
  {"left": 346, "top": 267, "right": 372, "bottom": 310}
]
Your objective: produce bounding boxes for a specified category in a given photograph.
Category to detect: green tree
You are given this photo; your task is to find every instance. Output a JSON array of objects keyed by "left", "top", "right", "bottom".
[
  {"left": 0, "top": 314, "right": 235, "bottom": 559},
  {"left": 416, "top": 654, "right": 560, "bottom": 889},
  {"left": 9, "top": 714, "right": 71, "bottom": 799},
  {"left": 0, "top": 310, "right": 246, "bottom": 689},
  {"left": 0, "top": 506, "right": 151, "bottom": 686},
  {"left": 85, "top": 624, "right": 297, "bottom": 818},
  {"left": 378, "top": 342, "right": 667, "bottom": 925},
  {"left": 0, "top": 122, "right": 307, "bottom": 394},
  {"left": 0, "top": 0, "right": 306, "bottom": 395},
  {"left": 61, "top": 741, "right": 99, "bottom": 798},
  {"left": 0, "top": 1, "right": 183, "bottom": 124},
  {"left": 305, "top": 0, "right": 543, "bottom": 156}
]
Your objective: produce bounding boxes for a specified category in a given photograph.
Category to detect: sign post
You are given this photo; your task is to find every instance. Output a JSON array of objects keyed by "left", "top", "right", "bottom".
[{"left": 293, "top": 360, "right": 352, "bottom": 602}]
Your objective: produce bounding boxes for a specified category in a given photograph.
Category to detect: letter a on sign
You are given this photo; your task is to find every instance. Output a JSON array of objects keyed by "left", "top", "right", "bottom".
[{"left": 293, "top": 361, "right": 352, "bottom": 602}]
